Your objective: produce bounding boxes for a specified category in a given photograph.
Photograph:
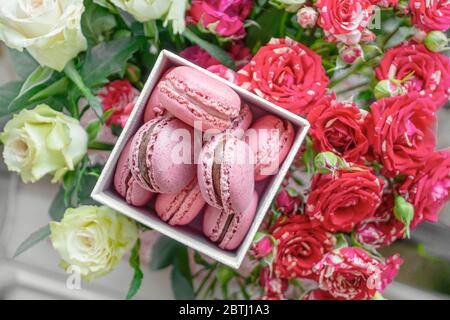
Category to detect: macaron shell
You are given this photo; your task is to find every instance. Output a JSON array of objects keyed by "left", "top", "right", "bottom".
[
  {"left": 114, "top": 140, "right": 153, "bottom": 206},
  {"left": 148, "top": 117, "right": 196, "bottom": 193},
  {"left": 157, "top": 66, "right": 241, "bottom": 132},
  {"left": 144, "top": 68, "right": 175, "bottom": 122},
  {"left": 203, "top": 205, "right": 229, "bottom": 242},
  {"left": 197, "top": 134, "right": 226, "bottom": 209},
  {"left": 245, "top": 115, "right": 295, "bottom": 181},
  {"left": 229, "top": 103, "right": 253, "bottom": 138},
  {"left": 155, "top": 180, "right": 205, "bottom": 226},
  {"left": 220, "top": 135, "right": 255, "bottom": 215},
  {"left": 221, "top": 191, "right": 258, "bottom": 250}
]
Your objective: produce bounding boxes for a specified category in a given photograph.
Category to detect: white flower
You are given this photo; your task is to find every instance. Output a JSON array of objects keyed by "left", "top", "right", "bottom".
[
  {"left": 111, "top": 0, "right": 188, "bottom": 34},
  {"left": 50, "top": 206, "right": 138, "bottom": 281},
  {"left": 0, "top": 0, "right": 87, "bottom": 71},
  {"left": 0, "top": 104, "right": 88, "bottom": 183},
  {"left": 274, "top": 0, "right": 306, "bottom": 12}
]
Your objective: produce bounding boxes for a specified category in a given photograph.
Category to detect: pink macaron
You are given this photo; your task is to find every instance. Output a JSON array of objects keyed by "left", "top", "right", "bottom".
[
  {"left": 155, "top": 179, "right": 205, "bottom": 226},
  {"left": 203, "top": 191, "right": 258, "bottom": 250},
  {"left": 144, "top": 68, "right": 175, "bottom": 122},
  {"left": 157, "top": 66, "right": 241, "bottom": 132},
  {"left": 197, "top": 132, "right": 255, "bottom": 214},
  {"left": 228, "top": 102, "right": 253, "bottom": 138},
  {"left": 245, "top": 115, "right": 295, "bottom": 181},
  {"left": 129, "top": 116, "right": 196, "bottom": 194},
  {"left": 114, "top": 140, "right": 154, "bottom": 206}
]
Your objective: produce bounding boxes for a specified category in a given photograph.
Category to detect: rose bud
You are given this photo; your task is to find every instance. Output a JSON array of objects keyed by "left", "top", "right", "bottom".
[
  {"left": 424, "top": 31, "right": 448, "bottom": 52},
  {"left": 361, "top": 29, "right": 376, "bottom": 43},
  {"left": 275, "top": 189, "right": 302, "bottom": 215},
  {"left": 374, "top": 80, "right": 405, "bottom": 100},
  {"left": 339, "top": 45, "right": 364, "bottom": 64},
  {"left": 259, "top": 267, "right": 288, "bottom": 296},
  {"left": 297, "top": 7, "right": 318, "bottom": 29},
  {"left": 251, "top": 232, "right": 274, "bottom": 258},
  {"left": 412, "top": 30, "right": 427, "bottom": 43},
  {"left": 393, "top": 195, "right": 414, "bottom": 238},
  {"left": 126, "top": 63, "right": 142, "bottom": 84}
]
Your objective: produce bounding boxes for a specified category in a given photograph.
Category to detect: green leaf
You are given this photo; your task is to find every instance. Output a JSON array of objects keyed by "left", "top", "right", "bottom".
[
  {"left": 81, "top": 37, "right": 145, "bottom": 87},
  {"left": 150, "top": 235, "right": 179, "bottom": 270},
  {"left": 193, "top": 251, "right": 213, "bottom": 269},
  {"left": 49, "top": 187, "right": 68, "bottom": 222},
  {"left": 7, "top": 48, "right": 38, "bottom": 79},
  {"left": 245, "top": 6, "right": 285, "bottom": 53},
  {"left": 82, "top": 0, "right": 117, "bottom": 46},
  {"left": 171, "top": 246, "right": 194, "bottom": 300},
  {"left": 183, "top": 28, "right": 236, "bottom": 70},
  {"left": 14, "top": 225, "right": 51, "bottom": 258},
  {"left": 0, "top": 81, "right": 23, "bottom": 117},
  {"left": 20, "top": 66, "right": 53, "bottom": 95},
  {"left": 217, "top": 265, "right": 234, "bottom": 299},
  {"left": 126, "top": 239, "right": 144, "bottom": 300},
  {"left": 29, "top": 77, "right": 69, "bottom": 102}
]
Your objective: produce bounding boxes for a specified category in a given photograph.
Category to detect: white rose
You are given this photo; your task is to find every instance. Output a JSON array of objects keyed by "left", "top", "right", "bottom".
[
  {"left": 0, "top": 0, "right": 87, "bottom": 71},
  {"left": 0, "top": 104, "right": 88, "bottom": 183},
  {"left": 50, "top": 206, "right": 138, "bottom": 281},
  {"left": 111, "top": 0, "right": 188, "bottom": 34}
]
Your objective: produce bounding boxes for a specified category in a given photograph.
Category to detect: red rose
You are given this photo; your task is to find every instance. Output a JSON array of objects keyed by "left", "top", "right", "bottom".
[
  {"left": 259, "top": 266, "right": 289, "bottom": 296},
  {"left": 355, "top": 193, "right": 405, "bottom": 248},
  {"left": 275, "top": 189, "right": 302, "bottom": 215},
  {"left": 180, "top": 43, "right": 252, "bottom": 69},
  {"left": 271, "top": 215, "right": 335, "bottom": 279},
  {"left": 315, "top": 0, "right": 374, "bottom": 45},
  {"left": 313, "top": 247, "right": 383, "bottom": 300},
  {"left": 365, "top": 94, "right": 437, "bottom": 177},
  {"left": 380, "top": 254, "right": 403, "bottom": 292},
  {"left": 409, "top": 0, "right": 450, "bottom": 32},
  {"left": 306, "top": 167, "right": 384, "bottom": 233},
  {"left": 375, "top": 42, "right": 450, "bottom": 108},
  {"left": 98, "top": 80, "right": 139, "bottom": 127},
  {"left": 187, "top": 0, "right": 252, "bottom": 39},
  {"left": 237, "top": 38, "right": 329, "bottom": 116},
  {"left": 303, "top": 289, "right": 337, "bottom": 300},
  {"left": 398, "top": 149, "right": 450, "bottom": 227},
  {"left": 371, "top": 0, "right": 398, "bottom": 7},
  {"left": 307, "top": 95, "right": 369, "bottom": 163}
]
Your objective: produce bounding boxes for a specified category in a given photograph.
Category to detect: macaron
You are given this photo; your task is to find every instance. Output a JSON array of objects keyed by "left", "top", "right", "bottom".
[
  {"left": 157, "top": 66, "right": 241, "bottom": 132},
  {"left": 197, "top": 132, "right": 255, "bottom": 214},
  {"left": 129, "top": 116, "right": 196, "bottom": 194},
  {"left": 144, "top": 68, "right": 175, "bottom": 122},
  {"left": 245, "top": 115, "right": 295, "bottom": 181},
  {"left": 203, "top": 191, "right": 258, "bottom": 250},
  {"left": 228, "top": 103, "right": 253, "bottom": 138},
  {"left": 155, "top": 179, "right": 205, "bottom": 226},
  {"left": 114, "top": 140, "right": 154, "bottom": 206}
]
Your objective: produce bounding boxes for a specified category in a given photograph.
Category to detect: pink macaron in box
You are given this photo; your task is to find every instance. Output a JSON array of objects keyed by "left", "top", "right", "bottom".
[{"left": 92, "top": 51, "right": 310, "bottom": 268}]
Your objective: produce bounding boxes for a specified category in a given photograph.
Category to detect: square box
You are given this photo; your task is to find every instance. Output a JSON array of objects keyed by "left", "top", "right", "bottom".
[{"left": 91, "top": 50, "right": 310, "bottom": 268}]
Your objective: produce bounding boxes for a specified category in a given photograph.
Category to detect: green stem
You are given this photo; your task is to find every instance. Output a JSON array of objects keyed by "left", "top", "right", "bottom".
[
  {"left": 329, "top": 55, "right": 380, "bottom": 88},
  {"left": 336, "top": 82, "right": 370, "bottom": 95},
  {"left": 64, "top": 60, "right": 103, "bottom": 119},
  {"left": 88, "top": 142, "right": 115, "bottom": 151},
  {"left": 279, "top": 11, "right": 288, "bottom": 37},
  {"left": 381, "top": 24, "right": 401, "bottom": 49},
  {"left": 195, "top": 267, "right": 215, "bottom": 297}
]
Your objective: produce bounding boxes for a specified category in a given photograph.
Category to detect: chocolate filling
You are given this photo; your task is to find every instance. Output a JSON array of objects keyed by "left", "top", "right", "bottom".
[
  {"left": 138, "top": 122, "right": 158, "bottom": 188},
  {"left": 212, "top": 138, "right": 226, "bottom": 206},
  {"left": 218, "top": 213, "right": 235, "bottom": 244}
]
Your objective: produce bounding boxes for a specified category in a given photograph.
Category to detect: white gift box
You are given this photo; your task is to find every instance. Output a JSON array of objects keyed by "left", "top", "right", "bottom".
[{"left": 91, "top": 50, "right": 310, "bottom": 268}]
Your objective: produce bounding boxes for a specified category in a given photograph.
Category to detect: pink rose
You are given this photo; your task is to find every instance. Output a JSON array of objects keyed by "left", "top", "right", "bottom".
[
  {"left": 365, "top": 94, "right": 437, "bottom": 177},
  {"left": 187, "top": 0, "right": 252, "bottom": 39},
  {"left": 303, "top": 289, "right": 337, "bottom": 300},
  {"left": 180, "top": 43, "right": 252, "bottom": 69},
  {"left": 409, "top": 0, "right": 450, "bottom": 32},
  {"left": 398, "top": 149, "right": 450, "bottom": 227},
  {"left": 361, "top": 29, "right": 377, "bottom": 43},
  {"left": 275, "top": 189, "right": 302, "bottom": 215},
  {"left": 259, "top": 266, "right": 289, "bottom": 297},
  {"left": 297, "top": 7, "right": 319, "bottom": 29},
  {"left": 313, "top": 247, "right": 383, "bottom": 300},
  {"left": 97, "top": 80, "right": 139, "bottom": 127},
  {"left": 237, "top": 38, "right": 329, "bottom": 115},
  {"left": 371, "top": 0, "right": 398, "bottom": 7},
  {"left": 355, "top": 193, "right": 406, "bottom": 248},
  {"left": 315, "top": 0, "right": 375, "bottom": 45},
  {"left": 376, "top": 42, "right": 450, "bottom": 108},
  {"left": 207, "top": 64, "right": 237, "bottom": 83},
  {"left": 250, "top": 234, "right": 273, "bottom": 258},
  {"left": 380, "top": 254, "right": 403, "bottom": 292}
]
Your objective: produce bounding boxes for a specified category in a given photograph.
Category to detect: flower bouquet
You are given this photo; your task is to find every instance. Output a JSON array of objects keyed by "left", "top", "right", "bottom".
[{"left": 0, "top": 0, "right": 449, "bottom": 300}]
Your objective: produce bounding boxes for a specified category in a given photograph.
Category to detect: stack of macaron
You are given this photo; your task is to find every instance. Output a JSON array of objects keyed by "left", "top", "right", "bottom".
[{"left": 114, "top": 66, "right": 295, "bottom": 250}]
